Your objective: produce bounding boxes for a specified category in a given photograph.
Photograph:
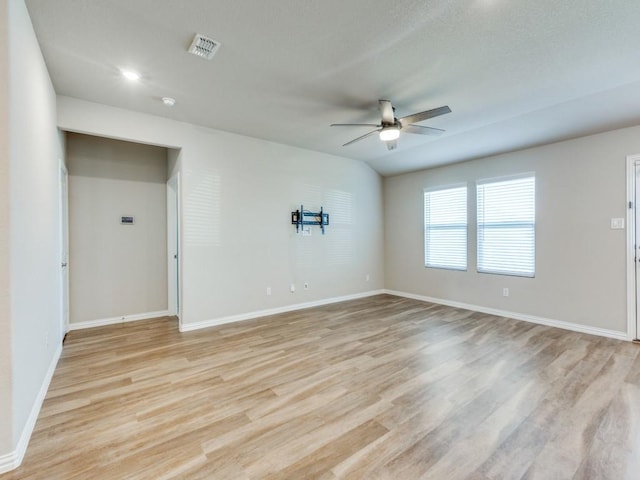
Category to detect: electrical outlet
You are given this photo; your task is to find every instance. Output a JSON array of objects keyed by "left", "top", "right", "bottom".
[
  {"left": 266, "top": 287, "right": 271, "bottom": 296},
  {"left": 365, "top": 274, "right": 370, "bottom": 282},
  {"left": 304, "top": 282, "right": 309, "bottom": 290},
  {"left": 503, "top": 288, "right": 509, "bottom": 297},
  {"left": 290, "top": 283, "right": 296, "bottom": 293}
]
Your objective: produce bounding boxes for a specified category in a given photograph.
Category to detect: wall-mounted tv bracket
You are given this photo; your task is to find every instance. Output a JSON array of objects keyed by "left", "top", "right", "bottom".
[{"left": 291, "top": 204, "right": 329, "bottom": 234}]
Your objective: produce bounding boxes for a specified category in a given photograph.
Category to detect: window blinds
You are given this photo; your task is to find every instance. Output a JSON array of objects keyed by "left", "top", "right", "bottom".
[
  {"left": 424, "top": 185, "right": 467, "bottom": 270},
  {"left": 477, "top": 175, "right": 535, "bottom": 277}
]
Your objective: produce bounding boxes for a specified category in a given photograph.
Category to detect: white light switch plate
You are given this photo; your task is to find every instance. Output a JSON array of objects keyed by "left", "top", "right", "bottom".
[{"left": 610, "top": 218, "right": 625, "bottom": 229}]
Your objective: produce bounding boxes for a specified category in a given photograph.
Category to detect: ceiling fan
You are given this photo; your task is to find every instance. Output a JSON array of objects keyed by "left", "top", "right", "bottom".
[{"left": 331, "top": 100, "right": 451, "bottom": 150}]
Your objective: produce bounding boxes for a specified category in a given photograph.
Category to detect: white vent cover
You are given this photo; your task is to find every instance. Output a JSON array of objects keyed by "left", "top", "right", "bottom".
[{"left": 188, "top": 34, "right": 221, "bottom": 60}]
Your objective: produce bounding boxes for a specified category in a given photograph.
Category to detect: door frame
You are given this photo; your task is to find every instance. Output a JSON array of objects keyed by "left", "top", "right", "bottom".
[
  {"left": 625, "top": 154, "right": 640, "bottom": 341},
  {"left": 59, "top": 160, "right": 70, "bottom": 333},
  {"left": 167, "top": 171, "right": 181, "bottom": 326}
]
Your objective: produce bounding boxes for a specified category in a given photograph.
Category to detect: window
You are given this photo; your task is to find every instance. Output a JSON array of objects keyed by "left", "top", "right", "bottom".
[
  {"left": 424, "top": 185, "right": 467, "bottom": 270},
  {"left": 477, "top": 175, "right": 535, "bottom": 277}
]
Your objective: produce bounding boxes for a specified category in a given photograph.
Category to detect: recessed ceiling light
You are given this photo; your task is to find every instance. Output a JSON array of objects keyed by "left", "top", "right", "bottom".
[
  {"left": 121, "top": 69, "right": 140, "bottom": 81},
  {"left": 162, "top": 97, "right": 176, "bottom": 107}
]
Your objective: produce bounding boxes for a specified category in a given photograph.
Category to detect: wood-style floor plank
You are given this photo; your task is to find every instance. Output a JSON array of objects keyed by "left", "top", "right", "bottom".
[{"left": 2, "top": 294, "right": 638, "bottom": 479}]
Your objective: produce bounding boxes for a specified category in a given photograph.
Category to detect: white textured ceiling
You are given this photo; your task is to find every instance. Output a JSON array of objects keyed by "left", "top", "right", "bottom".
[{"left": 24, "top": 0, "right": 640, "bottom": 176}]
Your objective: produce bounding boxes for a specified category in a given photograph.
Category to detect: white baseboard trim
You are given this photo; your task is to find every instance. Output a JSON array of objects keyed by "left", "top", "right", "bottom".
[
  {"left": 180, "top": 290, "right": 386, "bottom": 333},
  {"left": 68, "top": 310, "right": 171, "bottom": 331},
  {"left": 384, "top": 289, "right": 629, "bottom": 342},
  {"left": 0, "top": 343, "right": 62, "bottom": 474},
  {"left": 0, "top": 451, "right": 18, "bottom": 475}
]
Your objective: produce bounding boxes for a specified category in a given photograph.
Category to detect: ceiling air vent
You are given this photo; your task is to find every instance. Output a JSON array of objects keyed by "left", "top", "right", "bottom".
[{"left": 188, "top": 34, "right": 221, "bottom": 60}]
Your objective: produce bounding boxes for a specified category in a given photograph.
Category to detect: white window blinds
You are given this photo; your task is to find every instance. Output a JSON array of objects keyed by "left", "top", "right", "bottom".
[
  {"left": 477, "top": 175, "right": 535, "bottom": 277},
  {"left": 424, "top": 185, "right": 467, "bottom": 270}
]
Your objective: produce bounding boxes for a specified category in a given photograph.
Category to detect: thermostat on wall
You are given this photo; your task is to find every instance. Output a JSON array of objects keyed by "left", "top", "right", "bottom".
[{"left": 121, "top": 216, "right": 135, "bottom": 225}]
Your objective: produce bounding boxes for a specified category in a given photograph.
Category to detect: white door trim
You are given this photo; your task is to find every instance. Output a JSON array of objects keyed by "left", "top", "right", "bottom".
[
  {"left": 626, "top": 154, "right": 640, "bottom": 341},
  {"left": 167, "top": 171, "right": 181, "bottom": 326},
  {"left": 59, "top": 160, "right": 70, "bottom": 333}
]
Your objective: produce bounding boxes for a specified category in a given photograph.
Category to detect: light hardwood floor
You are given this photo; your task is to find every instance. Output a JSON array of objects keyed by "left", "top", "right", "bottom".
[{"left": 3, "top": 294, "right": 639, "bottom": 479}]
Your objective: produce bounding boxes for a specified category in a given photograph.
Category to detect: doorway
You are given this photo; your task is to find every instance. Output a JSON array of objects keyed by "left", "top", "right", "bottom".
[{"left": 65, "top": 133, "right": 177, "bottom": 328}]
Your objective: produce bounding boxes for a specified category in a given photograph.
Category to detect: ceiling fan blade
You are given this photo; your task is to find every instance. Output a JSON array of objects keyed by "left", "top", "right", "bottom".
[
  {"left": 403, "top": 124, "right": 445, "bottom": 136},
  {"left": 343, "top": 129, "right": 380, "bottom": 146},
  {"left": 386, "top": 139, "right": 397, "bottom": 151},
  {"left": 379, "top": 100, "right": 395, "bottom": 125},
  {"left": 400, "top": 105, "right": 451, "bottom": 125},
  {"left": 331, "top": 123, "right": 380, "bottom": 127}
]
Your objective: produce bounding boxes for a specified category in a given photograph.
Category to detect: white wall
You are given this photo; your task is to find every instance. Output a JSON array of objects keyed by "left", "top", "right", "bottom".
[
  {"left": 58, "top": 97, "right": 384, "bottom": 328},
  {"left": 385, "top": 126, "right": 640, "bottom": 335},
  {"left": 67, "top": 133, "right": 168, "bottom": 324},
  {"left": 2, "top": 0, "right": 63, "bottom": 467},
  {"left": 0, "top": 0, "right": 12, "bottom": 458}
]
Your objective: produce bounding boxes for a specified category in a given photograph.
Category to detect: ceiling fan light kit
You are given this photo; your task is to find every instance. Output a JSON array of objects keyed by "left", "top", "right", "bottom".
[
  {"left": 331, "top": 100, "right": 451, "bottom": 150},
  {"left": 379, "top": 127, "right": 400, "bottom": 141}
]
